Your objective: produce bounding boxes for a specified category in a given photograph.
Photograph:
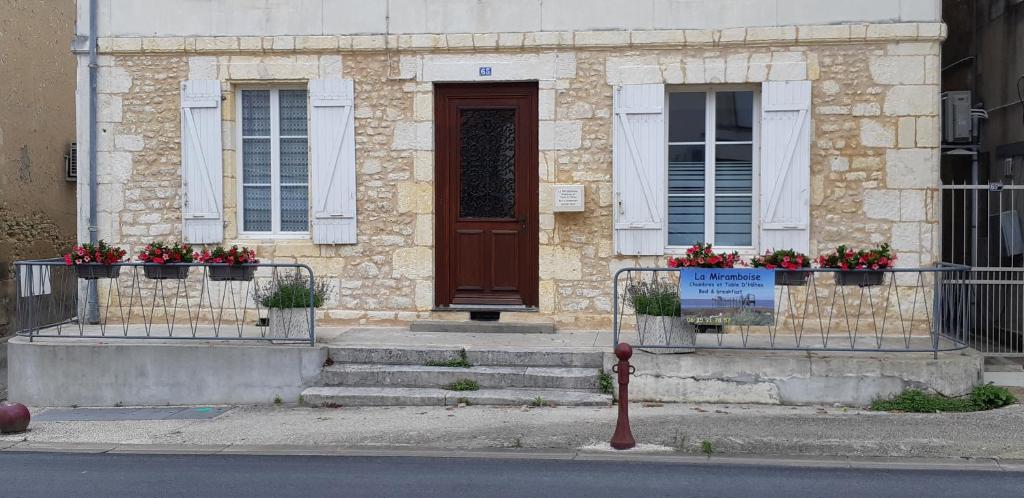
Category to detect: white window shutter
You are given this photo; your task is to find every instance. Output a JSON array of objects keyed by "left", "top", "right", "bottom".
[
  {"left": 180, "top": 80, "right": 224, "bottom": 244},
  {"left": 309, "top": 79, "right": 357, "bottom": 244},
  {"left": 613, "top": 84, "right": 666, "bottom": 256},
  {"left": 759, "top": 81, "right": 811, "bottom": 254}
]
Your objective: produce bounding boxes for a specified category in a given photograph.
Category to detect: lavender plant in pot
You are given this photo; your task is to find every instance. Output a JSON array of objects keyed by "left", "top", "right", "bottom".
[
  {"left": 257, "top": 273, "right": 332, "bottom": 339},
  {"left": 626, "top": 280, "right": 695, "bottom": 354}
]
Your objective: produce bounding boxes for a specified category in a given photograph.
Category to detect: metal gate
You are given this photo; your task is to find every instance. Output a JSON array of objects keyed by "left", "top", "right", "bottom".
[{"left": 942, "top": 182, "right": 1024, "bottom": 355}]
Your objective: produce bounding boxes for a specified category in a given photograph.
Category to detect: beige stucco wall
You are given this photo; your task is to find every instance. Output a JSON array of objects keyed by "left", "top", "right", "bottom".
[
  {"left": 88, "top": 23, "right": 944, "bottom": 329},
  {"left": 0, "top": 0, "right": 78, "bottom": 335}
]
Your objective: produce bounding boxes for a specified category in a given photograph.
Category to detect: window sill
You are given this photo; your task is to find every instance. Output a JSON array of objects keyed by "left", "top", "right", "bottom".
[
  {"left": 665, "top": 246, "right": 760, "bottom": 260},
  {"left": 234, "top": 233, "right": 312, "bottom": 242}
]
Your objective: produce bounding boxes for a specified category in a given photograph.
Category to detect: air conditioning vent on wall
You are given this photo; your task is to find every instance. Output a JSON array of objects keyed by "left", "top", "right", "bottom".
[{"left": 65, "top": 142, "right": 77, "bottom": 181}]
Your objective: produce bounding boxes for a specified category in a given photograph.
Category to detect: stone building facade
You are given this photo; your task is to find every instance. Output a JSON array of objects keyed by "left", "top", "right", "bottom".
[
  {"left": 77, "top": 0, "right": 945, "bottom": 329},
  {"left": 0, "top": 0, "right": 78, "bottom": 336}
]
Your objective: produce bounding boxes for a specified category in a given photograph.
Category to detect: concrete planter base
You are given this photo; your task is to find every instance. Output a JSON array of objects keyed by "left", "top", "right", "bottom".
[
  {"left": 6, "top": 337, "right": 327, "bottom": 406},
  {"left": 637, "top": 315, "right": 695, "bottom": 354},
  {"left": 269, "top": 308, "right": 311, "bottom": 339},
  {"left": 607, "top": 348, "right": 984, "bottom": 406}
]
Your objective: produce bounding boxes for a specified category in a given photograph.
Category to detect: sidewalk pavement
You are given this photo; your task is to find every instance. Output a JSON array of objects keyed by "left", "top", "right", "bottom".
[{"left": 2, "top": 402, "right": 1023, "bottom": 462}]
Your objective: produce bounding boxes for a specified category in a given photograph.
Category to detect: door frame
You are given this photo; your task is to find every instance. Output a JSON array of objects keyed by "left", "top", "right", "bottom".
[{"left": 433, "top": 82, "right": 539, "bottom": 309}]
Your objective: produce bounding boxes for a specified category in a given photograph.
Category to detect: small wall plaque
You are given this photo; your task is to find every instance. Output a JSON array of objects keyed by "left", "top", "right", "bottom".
[
  {"left": 552, "top": 184, "right": 585, "bottom": 212},
  {"left": 479, "top": 67, "right": 492, "bottom": 76}
]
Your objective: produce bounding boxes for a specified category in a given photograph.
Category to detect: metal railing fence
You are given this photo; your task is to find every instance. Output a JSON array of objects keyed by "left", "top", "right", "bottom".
[
  {"left": 13, "top": 259, "right": 318, "bottom": 345},
  {"left": 612, "top": 266, "right": 970, "bottom": 356},
  {"left": 942, "top": 182, "right": 1024, "bottom": 355}
]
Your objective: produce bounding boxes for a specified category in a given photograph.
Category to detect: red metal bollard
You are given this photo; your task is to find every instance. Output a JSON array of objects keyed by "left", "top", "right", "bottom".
[
  {"left": 610, "top": 342, "right": 636, "bottom": 450},
  {"left": 0, "top": 402, "right": 31, "bottom": 434}
]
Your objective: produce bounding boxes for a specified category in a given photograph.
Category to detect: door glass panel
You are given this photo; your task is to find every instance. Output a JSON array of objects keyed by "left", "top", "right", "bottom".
[
  {"left": 278, "top": 90, "right": 308, "bottom": 136},
  {"left": 242, "top": 186, "right": 271, "bottom": 232},
  {"left": 241, "top": 90, "right": 270, "bottom": 136},
  {"left": 715, "top": 144, "right": 753, "bottom": 193},
  {"left": 714, "top": 196, "right": 752, "bottom": 246},
  {"left": 668, "top": 92, "right": 706, "bottom": 143},
  {"left": 459, "top": 109, "right": 516, "bottom": 218},
  {"left": 280, "top": 186, "right": 309, "bottom": 232},
  {"left": 668, "top": 197, "right": 705, "bottom": 247},
  {"left": 669, "top": 145, "right": 705, "bottom": 195},
  {"left": 715, "top": 91, "right": 754, "bottom": 142}
]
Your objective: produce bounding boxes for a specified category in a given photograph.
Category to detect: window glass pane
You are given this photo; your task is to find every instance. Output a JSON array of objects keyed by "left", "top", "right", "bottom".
[
  {"left": 243, "top": 186, "right": 271, "bottom": 232},
  {"left": 459, "top": 109, "right": 516, "bottom": 218},
  {"left": 279, "top": 90, "right": 308, "bottom": 136},
  {"left": 241, "top": 90, "right": 270, "bottom": 136},
  {"left": 715, "top": 91, "right": 754, "bottom": 142},
  {"left": 715, "top": 144, "right": 753, "bottom": 193},
  {"left": 242, "top": 138, "right": 271, "bottom": 184},
  {"left": 668, "top": 92, "right": 706, "bottom": 143},
  {"left": 280, "top": 186, "right": 309, "bottom": 232},
  {"left": 280, "top": 138, "right": 308, "bottom": 184},
  {"left": 714, "top": 196, "right": 752, "bottom": 246},
  {"left": 668, "top": 197, "right": 705, "bottom": 246},
  {"left": 669, "top": 145, "right": 705, "bottom": 195}
]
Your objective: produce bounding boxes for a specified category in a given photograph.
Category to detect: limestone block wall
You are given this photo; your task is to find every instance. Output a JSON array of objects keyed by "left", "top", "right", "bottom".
[{"left": 85, "top": 23, "right": 945, "bottom": 329}]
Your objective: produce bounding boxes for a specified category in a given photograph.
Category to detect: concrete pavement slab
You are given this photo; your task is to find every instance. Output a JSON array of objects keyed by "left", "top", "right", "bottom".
[
  {"left": 107, "top": 444, "right": 230, "bottom": 455},
  {"left": 0, "top": 403, "right": 1021, "bottom": 461},
  {"left": 5, "top": 441, "right": 118, "bottom": 453}
]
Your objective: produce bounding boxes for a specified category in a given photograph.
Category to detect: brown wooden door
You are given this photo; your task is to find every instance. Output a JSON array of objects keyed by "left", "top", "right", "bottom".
[{"left": 435, "top": 83, "right": 538, "bottom": 308}]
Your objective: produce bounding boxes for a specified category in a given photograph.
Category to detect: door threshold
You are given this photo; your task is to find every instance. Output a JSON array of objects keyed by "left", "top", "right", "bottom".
[{"left": 433, "top": 305, "right": 538, "bottom": 313}]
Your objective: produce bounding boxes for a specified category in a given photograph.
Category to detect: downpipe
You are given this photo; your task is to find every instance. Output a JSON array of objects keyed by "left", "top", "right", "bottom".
[{"left": 85, "top": 0, "right": 100, "bottom": 324}]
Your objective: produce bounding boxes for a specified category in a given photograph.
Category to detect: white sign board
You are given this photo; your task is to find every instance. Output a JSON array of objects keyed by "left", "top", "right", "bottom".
[{"left": 552, "top": 184, "right": 585, "bottom": 212}]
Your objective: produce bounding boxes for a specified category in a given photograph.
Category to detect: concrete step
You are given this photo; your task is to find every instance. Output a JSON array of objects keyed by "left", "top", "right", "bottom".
[
  {"left": 409, "top": 320, "right": 555, "bottom": 334},
  {"left": 301, "top": 386, "right": 611, "bottom": 407},
  {"left": 319, "top": 364, "right": 602, "bottom": 390},
  {"left": 327, "top": 345, "right": 604, "bottom": 368}
]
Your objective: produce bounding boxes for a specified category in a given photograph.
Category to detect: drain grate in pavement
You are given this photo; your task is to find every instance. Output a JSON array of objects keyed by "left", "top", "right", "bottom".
[{"left": 32, "top": 406, "right": 232, "bottom": 422}]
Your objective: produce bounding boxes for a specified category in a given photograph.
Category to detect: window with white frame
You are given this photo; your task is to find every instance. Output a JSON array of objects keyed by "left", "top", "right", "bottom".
[
  {"left": 667, "top": 88, "right": 757, "bottom": 248},
  {"left": 239, "top": 88, "right": 309, "bottom": 235}
]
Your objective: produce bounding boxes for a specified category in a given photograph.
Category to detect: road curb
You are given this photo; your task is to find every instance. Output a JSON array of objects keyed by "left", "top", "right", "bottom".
[{"left": 2, "top": 441, "right": 1023, "bottom": 471}]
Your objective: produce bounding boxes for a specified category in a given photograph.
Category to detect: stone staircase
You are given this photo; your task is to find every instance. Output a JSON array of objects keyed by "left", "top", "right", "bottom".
[{"left": 301, "top": 344, "right": 612, "bottom": 407}]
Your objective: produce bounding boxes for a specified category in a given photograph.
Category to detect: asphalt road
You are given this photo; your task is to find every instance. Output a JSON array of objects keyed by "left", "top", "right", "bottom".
[{"left": 1, "top": 452, "right": 1022, "bottom": 497}]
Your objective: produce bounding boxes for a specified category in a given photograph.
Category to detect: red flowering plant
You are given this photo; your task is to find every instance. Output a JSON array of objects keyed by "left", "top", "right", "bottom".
[
  {"left": 750, "top": 249, "right": 810, "bottom": 270},
  {"left": 195, "top": 245, "right": 259, "bottom": 265},
  {"left": 667, "top": 243, "right": 740, "bottom": 269},
  {"left": 137, "top": 241, "right": 195, "bottom": 264},
  {"left": 63, "top": 240, "right": 127, "bottom": 266},
  {"left": 816, "top": 243, "right": 896, "bottom": 270}
]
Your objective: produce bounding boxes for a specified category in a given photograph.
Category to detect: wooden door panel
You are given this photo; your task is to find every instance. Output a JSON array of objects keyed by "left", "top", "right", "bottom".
[
  {"left": 490, "top": 230, "right": 519, "bottom": 291},
  {"left": 435, "top": 83, "right": 539, "bottom": 308},
  {"left": 453, "top": 229, "right": 484, "bottom": 291}
]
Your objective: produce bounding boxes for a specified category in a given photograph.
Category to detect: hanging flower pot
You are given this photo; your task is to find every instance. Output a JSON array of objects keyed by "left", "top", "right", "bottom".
[
  {"left": 64, "top": 241, "right": 127, "bottom": 280},
  {"left": 143, "top": 265, "right": 190, "bottom": 280},
  {"left": 74, "top": 264, "right": 122, "bottom": 280},
  {"left": 137, "top": 241, "right": 195, "bottom": 280},
  {"left": 197, "top": 246, "right": 259, "bottom": 281},
  {"left": 750, "top": 249, "right": 811, "bottom": 286},
  {"left": 835, "top": 271, "right": 885, "bottom": 287},
  {"left": 775, "top": 271, "right": 810, "bottom": 286},
  {"left": 208, "top": 265, "right": 256, "bottom": 282},
  {"left": 817, "top": 244, "right": 896, "bottom": 287}
]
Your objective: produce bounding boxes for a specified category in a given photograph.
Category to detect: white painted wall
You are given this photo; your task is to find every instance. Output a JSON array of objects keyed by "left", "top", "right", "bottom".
[{"left": 81, "top": 0, "right": 941, "bottom": 37}]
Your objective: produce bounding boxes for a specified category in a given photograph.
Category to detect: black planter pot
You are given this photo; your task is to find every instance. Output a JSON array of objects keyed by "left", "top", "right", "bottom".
[
  {"left": 75, "top": 264, "right": 121, "bottom": 280},
  {"left": 208, "top": 265, "right": 256, "bottom": 282},
  {"left": 834, "top": 271, "right": 885, "bottom": 287},
  {"left": 695, "top": 324, "right": 724, "bottom": 334},
  {"left": 143, "top": 265, "right": 190, "bottom": 280},
  {"left": 774, "top": 271, "right": 810, "bottom": 286}
]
